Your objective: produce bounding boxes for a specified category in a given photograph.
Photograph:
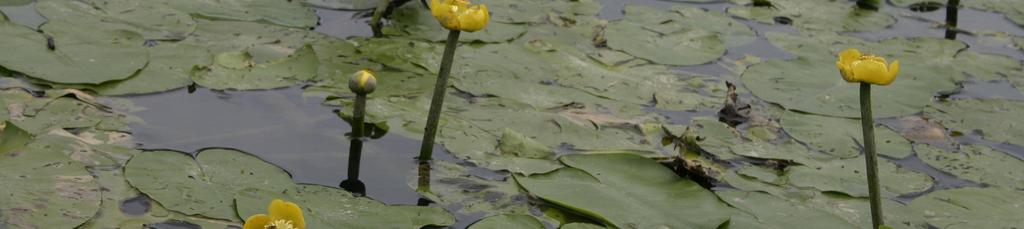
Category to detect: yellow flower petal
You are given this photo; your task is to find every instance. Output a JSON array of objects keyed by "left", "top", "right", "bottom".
[
  {"left": 851, "top": 58, "right": 890, "bottom": 85},
  {"left": 268, "top": 199, "right": 305, "bottom": 229},
  {"left": 838, "top": 48, "right": 861, "bottom": 66},
  {"left": 430, "top": 0, "right": 489, "bottom": 32},
  {"left": 834, "top": 49, "right": 900, "bottom": 86},
  {"left": 243, "top": 214, "right": 270, "bottom": 229},
  {"left": 457, "top": 5, "right": 489, "bottom": 32}
]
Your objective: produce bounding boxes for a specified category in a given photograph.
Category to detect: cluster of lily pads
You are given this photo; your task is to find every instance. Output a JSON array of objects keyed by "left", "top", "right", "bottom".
[{"left": 2, "top": 0, "right": 1024, "bottom": 228}]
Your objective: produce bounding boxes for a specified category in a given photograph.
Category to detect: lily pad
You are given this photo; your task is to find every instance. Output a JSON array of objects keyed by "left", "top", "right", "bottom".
[
  {"left": 0, "top": 131, "right": 100, "bottom": 228},
  {"left": 154, "top": 0, "right": 318, "bottom": 28},
  {"left": 182, "top": 19, "right": 325, "bottom": 54},
  {"left": 235, "top": 184, "right": 456, "bottom": 228},
  {"left": 78, "top": 169, "right": 239, "bottom": 228},
  {"left": 478, "top": 0, "right": 601, "bottom": 23},
  {"left": 0, "top": 121, "right": 30, "bottom": 154},
  {"left": 36, "top": 0, "right": 196, "bottom": 40},
  {"left": 412, "top": 161, "right": 530, "bottom": 215},
  {"left": 485, "top": 129, "right": 562, "bottom": 175},
  {"left": 784, "top": 155, "right": 934, "bottom": 197},
  {"left": 923, "top": 99, "right": 1024, "bottom": 146},
  {"left": 91, "top": 43, "right": 212, "bottom": 95},
  {"left": 909, "top": 187, "right": 1024, "bottom": 228},
  {"left": 717, "top": 190, "right": 859, "bottom": 229},
  {"left": 915, "top": 144, "right": 1024, "bottom": 189},
  {"left": 604, "top": 5, "right": 732, "bottom": 66},
  {"left": 124, "top": 149, "right": 294, "bottom": 221},
  {"left": 514, "top": 153, "right": 734, "bottom": 229},
  {"left": 0, "top": 19, "right": 148, "bottom": 84},
  {"left": 796, "top": 191, "right": 927, "bottom": 229},
  {"left": 729, "top": 139, "right": 835, "bottom": 165},
  {"left": 191, "top": 45, "right": 319, "bottom": 90},
  {"left": 560, "top": 223, "right": 607, "bottom": 229},
  {"left": 383, "top": 4, "right": 527, "bottom": 43},
  {"left": 782, "top": 111, "right": 913, "bottom": 158},
  {"left": 727, "top": 0, "right": 895, "bottom": 32},
  {"left": 305, "top": 0, "right": 378, "bottom": 10},
  {"left": 12, "top": 97, "right": 128, "bottom": 134},
  {"left": 468, "top": 214, "right": 545, "bottom": 229}
]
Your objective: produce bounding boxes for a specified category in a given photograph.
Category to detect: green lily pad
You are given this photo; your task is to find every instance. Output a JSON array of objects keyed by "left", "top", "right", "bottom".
[
  {"left": 124, "top": 149, "right": 294, "bottom": 221},
  {"left": 305, "top": 0, "right": 378, "bottom": 10},
  {"left": 26, "top": 129, "right": 138, "bottom": 167},
  {"left": 717, "top": 190, "right": 859, "bottom": 229},
  {"left": 560, "top": 223, "right": 607, "bottom": 229},
  {"left": 0, "top": 131, "right": 100, "bottom": 228},
  {"left": 12, "top": 97, "right": 128, "bottom": 134},
  {"left": 154, "top": 0, "right": 318, "bottom": 28},
  {"left": 468, "top": 214, "right": 545, "bottom": 229},
  {"left": 191, "top": 44, "right": 319, "bottom": 90},
  {"left": 514, "top": 153, "right": 734, "bottom": 229},
  {"left": 183, "top": 19, "right": 325, "bottom": 55},
  {"left": 727, "top": 0, "right": 895, "bottom": 32},
  {"left": 383, "top": 4, "right": 527, "bottom": 43},
  {"left": 486, "top": 129, "right": 562, "bottom": 175},
  {"left": 235, "top": 184, "right": 456, "bottom": 228},
  {"left": 36, "top": 0, "right": 196, "bottom": 40},
  {"left": 78, "top": 169, "right": 240, "bottom": 228},
  {"left": 784, "top": 156, "right": 934, "bottom": 197},
  {"left": 797, "top": 191, "right": 927, "bottom": 229},
  {"left": 782, "top": 111, "right": 913, "bottom": 158},
  {"left": 729, "top": 139, "right": 835, "bottom": 165},
  {"left": 924, "top": 99, "right": 1024, "bottom": 146},
  {"left": 91, "top": 43, "right": 212, "bottom": 95},
  {"left": 604, "top": 5, "right": 732, "bottom": 66},
  {"left": 915, "top": 144, "right": 1024, "bottom": 189},
  {"left": 962, "top": 0, "right": 1024, "bottom": 26},
  {"left": 0, "top": 121, "right": 30, "bottom": 154},
  {"left": 0, "top": 19, "right": 148, "bottom": 84},
  {"left": 412, "top": 161, "right": 530, "bottom": 215},
  {"left": 909, "top": 187, "right": 1024, "bottom": 228},
  {"left": 952, "top": 51, "right": 1024, "bottom": 81}
]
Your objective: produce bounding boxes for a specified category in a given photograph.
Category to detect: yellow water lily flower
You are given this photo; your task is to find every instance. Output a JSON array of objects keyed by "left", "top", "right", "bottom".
[
  {"left": 430, "top": 0, "right": 489, "bottom": 32},
  {"left": 243, "top": 199, "right": 305, "bottom": 229},
  {"left": 349, "top": 69, "right": 377, "bottom": 94},
  {"left": 836, "top": 48, "right": 900, "bottom": 86}
]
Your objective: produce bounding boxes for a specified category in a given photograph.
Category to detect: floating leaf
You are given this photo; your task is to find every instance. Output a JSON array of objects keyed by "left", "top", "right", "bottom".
[
  {"left": 78, "top": 169, "right": 239, "bottom": 228},
  {"left": 727, "top": 0, "right": 895, "bottom": 32},
  {"left": 37, "top": 0, "right": 196, "bottom": 40},
  {"left": 191, "top": 45, "right": 319, "bottom": 90},
  {"left": 468, "top": 214, "right": 545, "bottom": 229},
  {"left": 154, "top": 0, "right": 318, "bottom": 28},
  {"left": 182, "top": 19, "right": 325, "bottom": 54},
  {"left": 717, "top": 191, "right": 859, "bottom": 229},
  {"left": 604, "top": 5, "right": 734, "bottom": 66},
  {"left": 784, "top": 156, "right": 934, "bottom": 197},
  {"left": 0, "top": 19, "right": 148, "bottom": 84},
  {"left": 515, "top": 153, "right": 733, "bottom": 228},
  {"left": 909, "top": 187, "right": 1024, "bottom": 228},
  {"left": 90, "top": 43, "right": 212, "bottom": 95},
  {"left": 915, "top": 144, "right": 1024, "bottom": 189},
  {"left": 782, "top": 111, "right": 913, "bottom": 158},
  {"left": 124, "top": 149, "right": 294, "bottom": 221},
  {"left": 0, "top": 135, "right": 100, "bottom": 228},
  {"left": 0, "top": 121, "right": 30, "bottom": 154},
  {"left": 729, "top": 140, "right": 835, "bottom": 165},
  {"left": 412, "top": 161, "right": 530, "bottom": 215},
  {"left": 478, "top": 0, "right": 600, "bottom": 23},
  {"left": 235, "top": 184, "right": 456, "bottom": 228},
  {"left": 923, "top": 99, "right": 1024, "bottom": 146}
]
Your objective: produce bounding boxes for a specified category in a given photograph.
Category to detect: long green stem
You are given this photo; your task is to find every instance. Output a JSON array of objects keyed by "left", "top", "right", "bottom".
[
  {"left": 418, "top": 30, "right": 461, "bottom": 162},
  {"left": 860, "top": 83, "right": 884, "bottom": 229},
  {"left": 353, "top": 94, "right": 367, "bottom": 139},
  {"left": 945, "top": 0, "right": 960, "bottom": 40},
  {"left": 370, "top": 0, "right": 390, "bottom": 37}
]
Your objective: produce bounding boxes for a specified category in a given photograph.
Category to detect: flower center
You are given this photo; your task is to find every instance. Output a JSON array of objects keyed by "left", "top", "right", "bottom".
[{"left": 264, "top": 219, "right": 295, "bottom": 229}]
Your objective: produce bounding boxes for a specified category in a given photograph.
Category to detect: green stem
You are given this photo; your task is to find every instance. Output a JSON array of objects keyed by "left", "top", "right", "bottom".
[
  {"left": 370, "top": 0, "right": 390, "bottom": 37},
  {"left": 945, "top": 0, "right": 960, "bottom": 40},
  {"left": 416, "top": 161, "right": 431, "bottom": 193},
  {"left": 860, "top": 83, "right": 884, "bottom": 229},
  {"left": 353, "top": 93, "right": 367, "bottom": 139},
  {"left": 418, "top": 30, "right": 461, "bottom": 162}
]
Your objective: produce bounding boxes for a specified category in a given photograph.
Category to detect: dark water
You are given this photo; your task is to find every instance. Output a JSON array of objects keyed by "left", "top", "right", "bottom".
[{"left": 3, "top": 0, "right": 1024, "bottom": 227}]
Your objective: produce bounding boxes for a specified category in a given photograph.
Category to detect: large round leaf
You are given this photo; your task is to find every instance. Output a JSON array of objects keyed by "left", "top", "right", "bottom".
[
  {"left": 717, "top": 191, "right": 859, "bottom": 229},
  {"left": 784, "top": 156, "right": 934, "bottom": 197},
  {"left": 412, "top": 161, "right": 531, "bottom": 215},
  {"left": 153, "top": 0, "right": 318, "bottom": 28},
  {"left": 124, "top": 149, "right": 294, "bottom": 221},
  {"left": 235, "top": 184, "right": 456, "bottom": 228},
  {"left": 305, "top": 0, "right": 377, "bottom": 10},
  {"left": 468, "top": 214, "right": 545, "bottom": 229},
  {"left": 923, "top": 99, "right": 1024, "bottom": 146},
  {"left": 0, "top": 19, "right": 148, "bottom": 84},
  {"left": 0, "top": 128, "right": 100, "bottom": 228},
  {"left": 88, "top": 43, "right": 212, "bottom": 95},
  {"left": 191, "top": 45, "right": 319, "bottom": 90},
  {"left": 514, "top": 153, "right": 734, "bottom": 228},
  {"left": 782, "top": 111, "right": 912, "bottom": 158},
  {"left": 78, "top": 169, "right": 239, "bottom": 228},
  {"left": 727, "top": 0, "right": 895, "bottom": 32},
  {"left": 915, "top": 144, "right": 1024, "bottom": 189},
  {"left": 604, "top": 5, "right": 730, "bottom": 66},
  {"left": 909, "top": 188, "right": 1024, "bottom": 228},
  {"left": 36, "top": 0, "right": 196, "bottom": 40}
]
